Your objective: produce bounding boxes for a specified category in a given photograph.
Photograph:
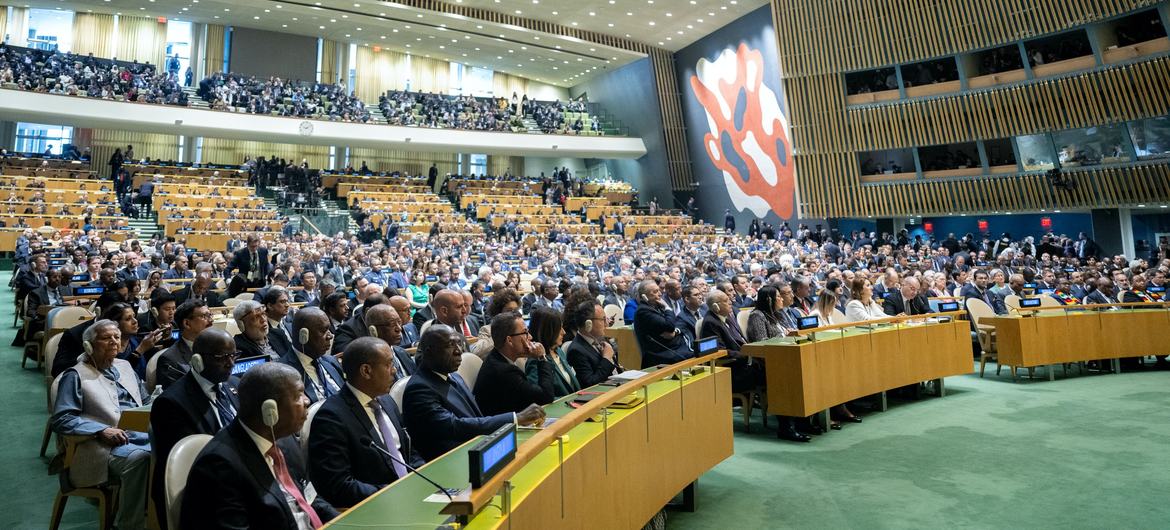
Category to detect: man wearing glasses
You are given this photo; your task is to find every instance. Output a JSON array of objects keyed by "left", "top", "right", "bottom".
[
  {"left": 155, "top": 299, "right": 215, "bottom": 390},
  {"left": 150, "top": 327, "right": 240, "bottom": 525},
  {"left": 473, "top": 311, "right": 556, "bottom": 416}
]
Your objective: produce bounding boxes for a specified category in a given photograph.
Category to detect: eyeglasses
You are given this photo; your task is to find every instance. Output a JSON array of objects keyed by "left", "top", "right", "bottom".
[
  {"left": 208, "top": 351, "right": 238, "bottom": 361},
  {"left": 508, "top": 330, "right": 531, "bottom": 338}
]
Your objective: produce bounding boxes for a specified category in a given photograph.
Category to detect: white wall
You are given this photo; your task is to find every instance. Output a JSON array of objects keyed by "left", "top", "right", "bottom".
[
  {"left": 526, "top": 81, "right": 570, "bottom": 102},
  {"left": 0, "top": 89, "right": 647, "bottom": 159}
]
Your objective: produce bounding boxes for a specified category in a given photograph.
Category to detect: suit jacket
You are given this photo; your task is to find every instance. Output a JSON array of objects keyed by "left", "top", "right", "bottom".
[
  {"left": 391, "top": 345, "right": 418, "bottom": 377},
  {"left": 174, "top": 286, "right": 224, "bottom": 308},
  {"left": 1085, "top": 290, "right": 1118, "bottom": 305},
  {"left": 294, "top": 289, "right": 319, "bottom": 306},
  {"left": 400, "top": 322, "right": 419, "bottom": 348},
  {"left": 331, "top": 312, "right": 368, "bottom": 355},
  {"left": 633, "top": 304, "right": 690, "bottom": 367},
  {"left": 279, "top": 350, "right": 345, "bottom": 404},
  {"left": 230, "top": 247, "right": 271, "bottom": 282},
  {"left": 180, "top": 421, "right": 338, "bottom": 530},
  {"left": 25, "top": 283, "right": 67, "bottom": 319},
  {"left": 150, "top": 372, "right": 240, "bottom": 522},
  {"left": 267, "top": 325, "right": 295, "bottom": 359},
  {"left": 882, "top": 293, "right": 932, "bottom": 316},
  {"left": 565, "top": 334, "right": 620, "bottom": 388},
  {"left": 53, "top": 319, "right": 95, "bottom": 378},
  {"left": 959, "top": 284, "right": 1007, "bottom": 315},
  {"left": 307, "top": 386, "right": 425, "bottom": 508},
  {"left": 235, "top": 333, "right": 279, "bottom": 360},
  {"left": 699, "top": 312, "right": 746, "bottom": 355},
  {"left": 156, "top": 338, "right": 195, "bottom": 389},
  {"left": 15, "top": 268, "right": 45, "bottom": 302},
  {"left": 474, "top": 350, "right": 555, "bottom": 416},
  {"left": 402, "top": 369, "right": 513, "bottom": 461},
  {"left": 675, "top": 306, "right": 706, "bottom": 342}
]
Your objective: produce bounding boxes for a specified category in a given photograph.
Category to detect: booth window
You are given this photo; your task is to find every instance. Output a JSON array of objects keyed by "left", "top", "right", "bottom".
[
  {"left": 1053, "top": 124, "right": 1132, "bottom": 167},
  {"left": 1129, "top": 116, "right": 1170, "bottom": 161}
]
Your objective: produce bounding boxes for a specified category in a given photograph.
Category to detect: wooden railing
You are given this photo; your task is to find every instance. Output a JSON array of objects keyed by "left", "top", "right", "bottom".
[
  {"left": 791, "top": 309, "right": 967, "bottom": 336},
  {"left": 439, "top": 350, "right": 727, "bottom": 517}
]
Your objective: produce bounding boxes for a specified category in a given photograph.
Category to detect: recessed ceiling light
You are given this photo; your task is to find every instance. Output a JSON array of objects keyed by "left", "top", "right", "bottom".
[
  {"left": 392, "top": 29, "right": 398, "bottom": 32},
  {"left": 687, "top": 25, "right": 693, "bottom": 29},
  {"left": 406, "top": 44, "right": 411, "bottom": 47},
  {"left": 515, "top": 10, "right": 522, "bottom": 14},
  {"left": 253, "top": 16, "right": 260, "bottom": 20},
  {"left": 607, "top": 23, "right": 614, "bottom": 26},
  {"left": 404, "top": 25, "right": 410, "bottom": 28},
  {"left": 417, "top": 14, "right": 423, "bottom": 18},
  {"left": 439, "top": 45, "right": 445, "bottom": 49},
  {"left": 571, "top": 22, "right": 577, "bottom": 26},
  {"left": 666, "top": 12, "right": 672, "bottom": 16},
  {"left": 330, "top": 19, "right": 336, "bottom": 22},
  {"left": 319, "top": 25, "right": 325, "bottom": 29},
  {"left": 282, "top": 24, "right": 288, "bottom": 27},
  {"left": 648, "top": 21, "right": 655, "bottom": 25},
  {"left": 381, "top": 35, "right": 386, "bottom": 39},
  {"left": 345, "top": 34, "right": 351, "bottom": 37},
  {"left": 589, "top": 11, "right": 596, "bottom": 16}
]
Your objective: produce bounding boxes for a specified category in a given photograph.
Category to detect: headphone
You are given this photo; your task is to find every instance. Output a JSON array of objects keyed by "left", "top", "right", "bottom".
[
  {"left": 640, "top": 293, "right": 648, "bottom": 302},
  {"left": 368, "top": 325, "right": 378, "bottom": 339},
  {"left": 582, "top": 318, "right": 593, "bottom": 333},
  {"left": 151, "top": 307, "right": 158, "bottom": 318},
  {"left": 261, "top": 399, "right": 279, "bottom": 427},
  {"left": 190, "top": 353, "right": 204, "bottom": 374},
  {"left": 82, "top": 340, "right": 93, "bottom": 356},
  {"left": 710, "top": 302, "right": 721, "bottom": 313},
  {"left": 298, "top": 327, "right": 310, "bottom": 345}
]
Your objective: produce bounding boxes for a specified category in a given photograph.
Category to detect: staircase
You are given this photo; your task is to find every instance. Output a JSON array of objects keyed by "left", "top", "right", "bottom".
[
  {"left": 126, "top": 212, "right": 162, "bottom": 240},
  {"left": 521, "top": 117, "right": 542, "bottom": 134},
  {"left": 183, "top": 86, "right": 209, "bottom": 109},
  {"left": 325, "top": 199, "right": 360, "bottom": 233}
]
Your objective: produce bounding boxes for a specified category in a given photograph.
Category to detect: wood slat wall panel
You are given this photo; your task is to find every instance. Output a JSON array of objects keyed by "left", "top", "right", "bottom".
[{"left": 774, "top": 0, "right": 1169, "bottom": 218}]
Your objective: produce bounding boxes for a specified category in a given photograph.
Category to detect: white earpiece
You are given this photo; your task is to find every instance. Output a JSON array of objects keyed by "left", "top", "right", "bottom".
[
  {"left": 261, "top": 399, "right": 279, "bottom": 427},
  {"left": 82, "top": 340, "right": 93, "bottom": 356},
  {"left": 582, "top": 318, "right": 593, "bottom": 333},
  {"left": 190, "top": 353, "right": 204, "bottom": 374},
  {"left": 368, "top": 325, "right": 378, "bottom": 339},
  {"left": 298, "top": 327, "right": 310, "bottom": 345},
  {"left": 711, "top": 303, "right": 721, "bottom": 313}
]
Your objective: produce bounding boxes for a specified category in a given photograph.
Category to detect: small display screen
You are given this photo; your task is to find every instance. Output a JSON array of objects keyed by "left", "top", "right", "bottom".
[
  {"left": 1149, "top": 286, "right": 1166, "bottom": 293},
  {"left": 695, "top": 336, "right": 719, "bottom": 355},
  {"left": 425, "top": 275, "right": 437, "bottom": 282},
  {"left": 1019, "top": 298, "right": 1042, "bottom": 308},
  {"left": 71, "top": 274, "right": 88, "bottom": 282},
  {"left": 49, "top": 259, "right": 66, "bottom": 267},
  {"left": 938, "top": 301, "right": 960, "bottom": 312},
  {"left": 1038, "top": 288, "right": 1055, "bottom": 295},
  {"left": 231, "top": 355, "right": 269, "bottom": 375},
  {"left": 74, "top": 285, "right": 105, "bottom": 296},
  {"left": 1023, "top": 283, "right": 1038, "bottom": 289},
  {"left": 797, "top": 315, "right": 819, "bottom": 330},
  {"left": 469, "top": 423, "right": 517, "bottom": 488}
]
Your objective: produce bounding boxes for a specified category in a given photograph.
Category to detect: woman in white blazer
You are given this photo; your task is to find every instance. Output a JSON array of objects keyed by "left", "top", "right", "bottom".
[{"left": 845, "top": 277, "right": 887, "bottom": 322}]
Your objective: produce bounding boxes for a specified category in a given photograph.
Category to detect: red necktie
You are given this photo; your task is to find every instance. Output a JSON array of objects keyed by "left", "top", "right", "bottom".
[
  {"left": 266, "top": 445, "right": 323, "bottom": 529},
  {"left": 462, "top": 321, "right": 472, "bottom": 337}
]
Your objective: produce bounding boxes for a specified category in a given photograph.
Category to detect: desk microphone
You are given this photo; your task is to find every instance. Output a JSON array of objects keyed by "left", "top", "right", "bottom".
[{"left": 363, "top": 438, "right": 455, "bottom": 501}]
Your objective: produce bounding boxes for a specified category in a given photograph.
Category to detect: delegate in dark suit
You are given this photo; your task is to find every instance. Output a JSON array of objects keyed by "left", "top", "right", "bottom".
[
  {"left": 473, "top": 350, "right": 555, "bottom": 415},
  {"left": 633, "top": 304, "right": 691, "bottom": 367},
  {"left": 402, "top": 370, "right": 513, "bottom": 461},
  {"left": 174, "top": 286, "right": 224, "bottom": 307},
  {"left": 156, "top": 339, "right": 195, "bottom": 389},
  {"left": 331, "top": 311, "right": 367, "bottom": 355},
  {"left": 307, "top": 386, "right": 425, "bottom": 508},
  {"left": 180, "top": 421, "right": 338, "bottom": 530},
  {"left": 882, "top": 293, "right": 932, "bottom": 316},
  {"left": 698, "top": 312, "right": 758, "bottom": 392},
  {"left": 565, "top": 334, "right": 620, "bottom": 388},
  {"left": 278, "top": 350, "right": 344, "bottom": 404},
  {"left": 149, "top": 372, "right": 240, "bottom": 525}
]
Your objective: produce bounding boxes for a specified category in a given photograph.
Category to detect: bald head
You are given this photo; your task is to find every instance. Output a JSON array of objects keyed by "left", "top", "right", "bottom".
[
  {"left": 365, "top": 303, "right": 403, "bottom": 347},
  {"left": 388, "top": 295, "right": 412, "bottom": 324},
  {"left": 433, "top": 289, "right": 467, "bottom": 326}
]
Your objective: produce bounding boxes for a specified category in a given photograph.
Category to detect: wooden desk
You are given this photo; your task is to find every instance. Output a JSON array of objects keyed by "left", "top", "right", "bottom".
[
  {"left": 325, "top": 363, "right": 732, "bottom": 529},
  {"left": 742, "top": 318, "right": 970, "bottom": 420},
  {"left": 603, "top": 325, "right": 641, "bottom": 371},
  {"left": 118, "top": 405, "right": 151, "bottom": 432},
  {"left": 985, "top": 309, "right": 1170, "bottom": 379}
]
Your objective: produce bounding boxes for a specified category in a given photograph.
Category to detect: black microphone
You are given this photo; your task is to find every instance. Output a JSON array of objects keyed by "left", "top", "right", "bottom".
[{"left": 362, "top": 438, "right": 455, "bottom": 501}]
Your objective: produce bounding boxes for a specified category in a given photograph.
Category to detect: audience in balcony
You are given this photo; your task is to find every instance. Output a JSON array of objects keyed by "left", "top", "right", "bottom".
[
  {"left": 0, "top": 42, "right": 188, "bottom": 106},
  {"left": 197, "top": 72, "right": 371, "bottom": 123}
]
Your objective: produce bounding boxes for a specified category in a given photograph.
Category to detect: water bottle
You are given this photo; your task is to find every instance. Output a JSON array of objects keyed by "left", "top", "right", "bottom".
[{"left": 148, "top": 384, "right": 163, "bottom": 404}]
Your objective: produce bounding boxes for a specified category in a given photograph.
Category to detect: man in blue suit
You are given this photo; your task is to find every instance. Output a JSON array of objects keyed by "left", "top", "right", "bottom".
[
  {"left": 402, "top": 325, "right": 545, "bottom": 461},
  {"left": 279, "top": 307, "right": 343, "bottom": 405},
  {"left": 308, "top": 338, "right": 424, "bottom": 508}
]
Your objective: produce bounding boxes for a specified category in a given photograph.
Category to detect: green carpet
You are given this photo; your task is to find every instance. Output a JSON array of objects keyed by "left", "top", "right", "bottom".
[{"left": 1, "top": 270, "right": 1167, "bottom": 529}]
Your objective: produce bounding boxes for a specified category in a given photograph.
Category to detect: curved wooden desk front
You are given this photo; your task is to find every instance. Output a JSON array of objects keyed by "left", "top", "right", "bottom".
[
  {"left": 984, "top": 306, "right": 1170, "bottom": 376},
  {"left": 741, "top": 315, "right": 971, "bottom": 419},
  {"left": 325, "top": 360, "right": 733, "bottom": 529}
]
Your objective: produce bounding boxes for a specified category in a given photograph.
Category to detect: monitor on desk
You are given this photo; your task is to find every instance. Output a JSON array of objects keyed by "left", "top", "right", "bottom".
[
  {"left": 694, "top": 336, "right": 719, "bottom": 356},
  {"left": 1149, "top": 286, "right": 1166, "bottom": 294},
  {"left": 1019, "top": 298, "right": 1042, "bottom": 308},
  {"left": 49, "top": 258, "right": 66, "bottom": 267},
  {"left": 231, "top": 355, "right": 269, "bottom": 376},
  {"left": 1023, "top": 283, "right": 1038, "bottom": 290},
  {"left": 797, "top": 315, "right": 819, "bottom": 331},
  {"left": 468, "top": 423, "right": 516, "bottom": 489},
  {"left": 938, "top": 301, "right": 960, "bottom": 312},
  {"left": 71, "top": 274, "right": 88, "bottom": 283},
  {"left": 73, "top": 285, "right": 105, "bottom": 296}
]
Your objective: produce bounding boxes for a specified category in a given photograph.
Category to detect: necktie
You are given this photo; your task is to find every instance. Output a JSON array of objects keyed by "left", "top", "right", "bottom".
[
  {"left": 311, "top": 358, "right": 337, "bottom": 398},
  {"left": 369, "top": 400, "right": 410, "bottom": 479},
  {"left": 462, "top": 321, "right": 472, "bottom": 338},
  {"left": 390, "top": 350, "right": 407, "bottom": 377},
  {"left": 210, "top": 383, "right": 236, "bottom": 428},
  {"left": 728, "top": 318, "right": 744, "bottom": 345},
  {"left": 250, "top": 251, "right": 259, "bottom": 280},
  {"left": 265, "top": 445, "right": 323, "bottom": 529}
]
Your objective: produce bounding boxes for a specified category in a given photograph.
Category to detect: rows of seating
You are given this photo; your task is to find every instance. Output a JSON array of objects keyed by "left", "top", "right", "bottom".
[{"left": 0, "top": 43, "right": 189, "bottom": 106}]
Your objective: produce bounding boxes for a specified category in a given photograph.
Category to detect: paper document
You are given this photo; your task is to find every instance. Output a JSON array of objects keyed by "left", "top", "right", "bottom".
[{"left": 611, "top": 370, "right": 649, "bottom": 381}]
